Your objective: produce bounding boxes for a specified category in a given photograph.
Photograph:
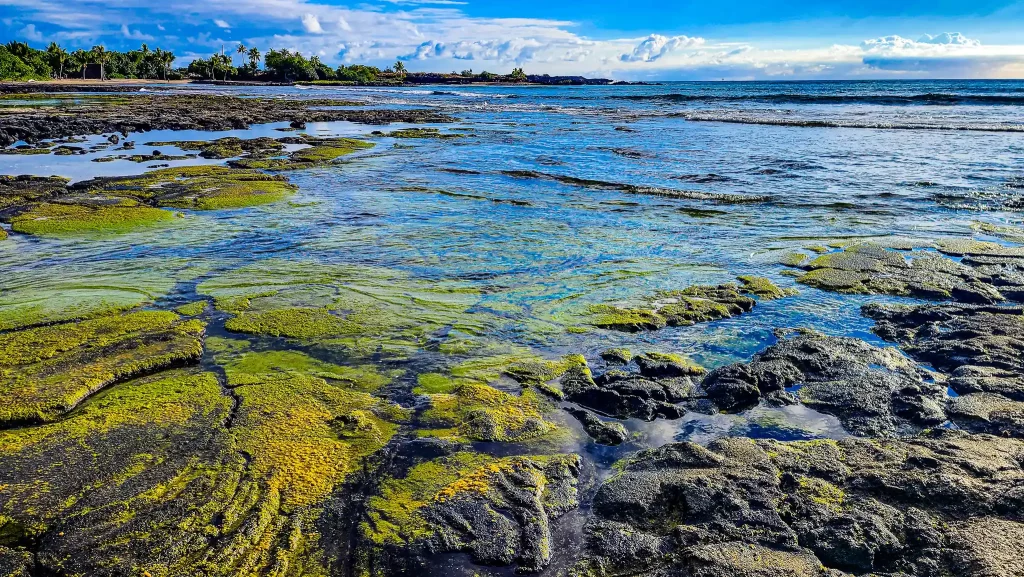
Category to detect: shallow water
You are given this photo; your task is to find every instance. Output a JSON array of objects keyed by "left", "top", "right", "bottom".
[{"left": 2, "top": 80, "right": 1023, "bottom": 448}]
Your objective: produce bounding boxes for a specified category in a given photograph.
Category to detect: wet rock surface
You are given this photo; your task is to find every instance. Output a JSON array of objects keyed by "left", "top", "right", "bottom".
[
  {"left": 561, "top": 355, "right": 697, "bottom": 421},
  {"left": 864, "top": 302, "right": 1024, "bottom": 436},
  {"left": 792, "top": 243, "right": 1012, "bottom": 304},
  {"left": 577, "top": 430, "right": 1024, "bottom": 577},
  {"left": 701, "top": 330, "right": 946, "bottom": 437},
  {"left": 0, "top": 93, "right": 454, "bottom": 146}
]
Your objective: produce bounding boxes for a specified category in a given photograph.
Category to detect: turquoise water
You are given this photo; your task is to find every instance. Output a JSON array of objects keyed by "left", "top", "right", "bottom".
[{"left": 2, "top": 80, "right": 1023, "bottom": 447}]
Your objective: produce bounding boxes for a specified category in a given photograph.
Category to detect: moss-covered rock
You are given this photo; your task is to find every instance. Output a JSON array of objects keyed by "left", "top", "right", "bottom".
[
  {"left": 8, "top": 201, "right": 174, "bottom": 235},
  {"left": 420, "top": 382, "right": 560, "bottom": 443},
  {"left": 76, "top": 165, "right": 298, "bottom": 210},
  {"left": 793, "top": 243, "right": 1008, "bottom": 304},
  {"left": 361, "top": 452, "right": 580, "bottom": 573},
  {"left": 588, "top": 283, "right": 761, "bottom": 332},
  {"left": 0, "top": 310, "right": 205, "bottom": 425},
  {"left": 228, "top": 137, "right": 373, "bottom": 171}
]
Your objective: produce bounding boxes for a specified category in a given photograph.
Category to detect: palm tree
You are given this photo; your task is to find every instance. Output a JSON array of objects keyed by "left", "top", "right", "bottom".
[
  {"left": 157, "top": 49, "right": 175, "bottom": 80},
  {"left": 91, "top": 45, "right": 109, "bottom": 80},
  {"left": 248, "top": 46, "right": 261, "bottom": 69},
  {"left": 71, "top": 49, "right": 89, "bottom": 79},
  {"left": 47, "top": 42, "right": 69, "bottom": 79},
  {"left": 393, "top": 60, "right": 406, "bottom": 76}
]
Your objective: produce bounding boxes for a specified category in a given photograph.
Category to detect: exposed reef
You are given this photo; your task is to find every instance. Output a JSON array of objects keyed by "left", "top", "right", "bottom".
[
  {"left": 575, "top": 430, "right": 1024, "bottom": 577},
  {"left": 701, "top": 330, "right": 946, "bottom": 437},
  {"left": 789, "top": 242, "right": 1024, "bottom": 304},
  {"left": 864, "top": 302, "right": 1024, "bottom": 437},
  {"left": 0, "top": 93, "right": 454, "bottom": 146},
  {"left": 588, "top": 278, "right": 791, "bottom": 332}
]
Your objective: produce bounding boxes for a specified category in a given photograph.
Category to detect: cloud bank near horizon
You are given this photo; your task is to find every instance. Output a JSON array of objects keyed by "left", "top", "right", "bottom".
[{"left": 2, "top": 0, "right": 1024, "bottom": 79}]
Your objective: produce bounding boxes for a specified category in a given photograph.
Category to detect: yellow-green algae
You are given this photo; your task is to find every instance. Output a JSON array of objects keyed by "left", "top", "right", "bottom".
[
  {"left": 420, "top": 382, "right": 560, "bottom": 443},
  {"left": 174, "top": 300, "right": 207, "bottom": 316},
  {"left": 229, "top": 138, "right": 373, "bottom": 171},
  {"left": 199, "top": 260, "right": 509, "bottom": 358},
  {"left": 0, "top": 310, "right": 205, "bottom": 424},
  {"left": 9, "top": 202, "right": 174, "bottom": 235},
  {"left": 361, "top": 452, "right": 567, "bottom": 547},
  {"left": 78, "top": 165, "right": 298, "bottom": 210},
  {"left": 736, "top": 275, "right": 798, "bottom": 300}
]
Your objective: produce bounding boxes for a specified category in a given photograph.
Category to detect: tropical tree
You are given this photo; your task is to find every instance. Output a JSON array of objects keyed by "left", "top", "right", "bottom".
[
  {"left": 161, "top": 49, "right": 175, "bottom": 80},
  {"left": 91, "top": 45, "right": 109, "bottom": 80},
  {"left": 71, "top": 49, "right": 89, "bottom": 79},
  {"left": 247, "top": 46, "right": 261, "bottom": 69},
  {"left": 46, "top": 42, "right": 68, "bottom": 79},
  {"left": 393, "top": 60, "right": 406, "bottom": 75},
  {"left": 509, "top": 67, "right": 527, "bottom": 82}
]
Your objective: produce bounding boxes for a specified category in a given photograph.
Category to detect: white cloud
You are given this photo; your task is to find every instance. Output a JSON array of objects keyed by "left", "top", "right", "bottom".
[
  {"left": 19, "top": 23, "right": 43, "bottom": 42},
  {"left": 5, "top": 0, "right": 1024, "bottom": 79},
  {"left": 619, "top": 34, "right": 705, "bottom": 62},
  {"left": 157, "top": 24, "right": 165, "bottom": 31},
  {"left": 301, "top": 13, "right": 323, "bottom": 34},
  {"left": 918, "top": 32, "right": 980, "bottom": 46},
  {"left": 121, "top": 24, "right": 155, "bottom": 41}
]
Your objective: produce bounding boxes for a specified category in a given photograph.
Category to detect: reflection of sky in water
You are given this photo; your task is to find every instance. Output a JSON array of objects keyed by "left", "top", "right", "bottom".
[{"left": 630, "top": 404, "right": 849, "bottom": 448}]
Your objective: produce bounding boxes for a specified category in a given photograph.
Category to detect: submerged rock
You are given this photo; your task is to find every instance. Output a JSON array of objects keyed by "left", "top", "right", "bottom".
[
  {"left": 701, "top": 331, "right": 946, "bottom": 437},
  {"left": 576, "top": 430, "right": 1024, "bottom": 577},
  {"left": 588, "top": 283, "right": 762, "bottom": 332}
]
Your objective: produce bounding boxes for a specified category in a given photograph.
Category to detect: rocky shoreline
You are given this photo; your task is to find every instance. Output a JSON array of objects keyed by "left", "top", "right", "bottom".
[{"left": 1, "top": 90, "right": 1023, "bottom": 577}]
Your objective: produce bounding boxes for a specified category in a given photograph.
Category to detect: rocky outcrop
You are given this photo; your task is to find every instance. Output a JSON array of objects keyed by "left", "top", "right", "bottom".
[
  {"left": 575, "top": 430, "right": 1024, "bottom": 577},
  {"left": 864, "top": 302, "right": 1024, "bottom": 436},
  {"left": 561, "top": 356, "right": 696, "bottom": 421},
  {"left": 700, "top": 331, "right": 946, "bottom": 437}
]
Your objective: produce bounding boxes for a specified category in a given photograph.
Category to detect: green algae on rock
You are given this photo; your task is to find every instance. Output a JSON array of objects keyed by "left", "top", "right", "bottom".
[
  {"left": 8, "top": 201, "right": 175, "bottom": 235},
  {"left": 361, "top": 452, "right": 581, "bottom": 573},
  {"left": 75, "top": 165, "right": 298, "bottom": 210},
  {"left": 791, "top": 243, "right": 1009, "bottom": 304},
  {"left": 0, "top": 310, "right": 205, "bottom": 425},
  {"left": 588, "top": 283, "right": 760, "bottom": 332},
  {"left": 228, "top": 137, "right": 373, "bottom": 171},
  {"left": 375, "top": 127, "right": 466, "bottom": 139},
  {"left": 420, "top": 381, "right": 561, "bottom": 443},
  {"left": 736, "top": 275, "right": 798, "bottom": 299}
]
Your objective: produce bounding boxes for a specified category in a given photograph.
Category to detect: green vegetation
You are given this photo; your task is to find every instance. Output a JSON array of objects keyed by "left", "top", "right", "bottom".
[
  {"left": 9, "top": 202, "right": 174, "bottom": 235},
  {"left": 0, "top": 310, "right": 205, "bottom": 424},
  {"left": 78, "top": 165, "right": 298, "bottom": 210},
  {"left": 587, "top": 283, "right": 768, "bottom": 332},
  {"left": 0, "top": 40, "right": 178, "bottom": 80},
  {"left": 228, "top": 137, "right": 374, "bottom": 171}
]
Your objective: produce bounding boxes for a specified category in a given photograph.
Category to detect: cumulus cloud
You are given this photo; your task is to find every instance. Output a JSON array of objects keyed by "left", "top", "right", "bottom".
[
  {"left": 121, "top": 24, "right": 155, "bottom": 41},
  {"left": 6, "top": 0, "right": 1024, "bottom": 79},
  {"left": 19, "top": 23, "right": 44, "bottom": 42},
  {"left": 620, "top": 34, "right": 705, "bottom": 62},
  {"left": 301, "top": 13, "right": 323, "bottom": 34}
]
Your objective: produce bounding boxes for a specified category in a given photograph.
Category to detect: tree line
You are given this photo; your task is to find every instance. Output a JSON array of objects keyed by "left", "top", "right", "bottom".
[
  {"left": 0, "top": 41, "right": 176, "bottom": 80},
  {"left": 0, "top": 39, "right": 533, "bottom": 84}
]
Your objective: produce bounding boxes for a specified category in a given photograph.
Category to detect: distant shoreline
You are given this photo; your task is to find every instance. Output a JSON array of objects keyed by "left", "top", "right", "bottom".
[{"left": 0, "top": 77, "right": 655, "bottom": 94}]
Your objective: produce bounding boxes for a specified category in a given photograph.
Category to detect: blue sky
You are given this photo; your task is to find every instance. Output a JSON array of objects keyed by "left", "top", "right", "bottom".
[{"left": 3, "top": 0, "right": 1024, "bottom": 79}]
